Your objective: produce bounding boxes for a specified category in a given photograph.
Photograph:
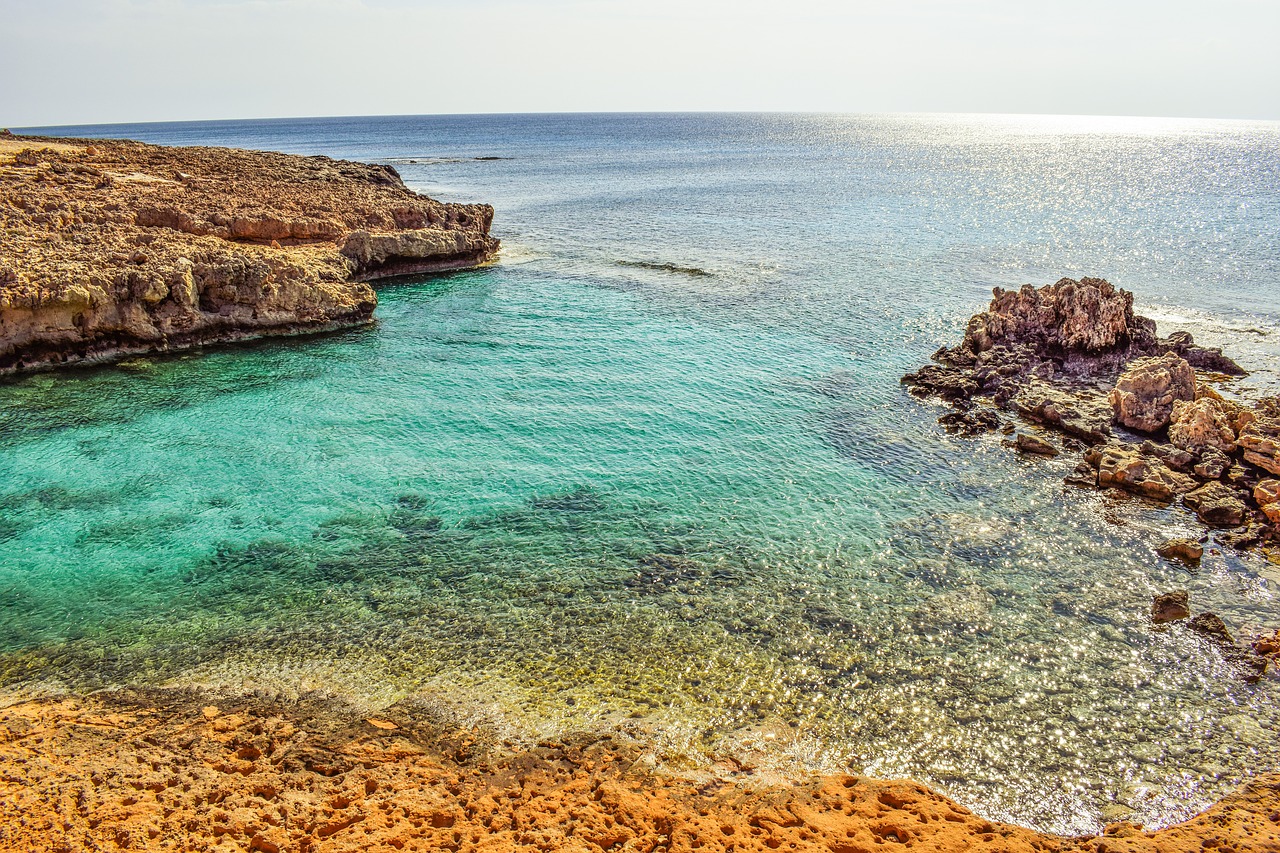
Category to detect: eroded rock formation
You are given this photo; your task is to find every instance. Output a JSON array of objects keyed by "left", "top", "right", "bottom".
[
  {"left": 902, "top": 276, "right": 1279, "bottom": 566},
  {"left": 0, "top": 133, "right": 499, "bottom": 373}
]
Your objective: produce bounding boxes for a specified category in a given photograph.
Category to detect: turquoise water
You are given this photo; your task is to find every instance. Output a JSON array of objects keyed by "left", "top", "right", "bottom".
[{"left": 4, "top": 113, "right": 1280, "bottom": 834}]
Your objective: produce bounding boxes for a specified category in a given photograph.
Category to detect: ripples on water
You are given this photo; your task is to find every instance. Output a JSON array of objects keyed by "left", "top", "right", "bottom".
[{"left": 3, "top": 113, "right": 1280, "bottom": 835}]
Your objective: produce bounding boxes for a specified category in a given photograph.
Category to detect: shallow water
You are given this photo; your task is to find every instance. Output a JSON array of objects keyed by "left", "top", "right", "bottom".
[{"left": 4, "top": 113, "right": 1280, "bottom": 834}]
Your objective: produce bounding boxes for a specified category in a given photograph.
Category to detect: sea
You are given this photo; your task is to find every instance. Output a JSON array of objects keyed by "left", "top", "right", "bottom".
[{"left": 3, "top": 113, "right": 1279, "bottom": 835}]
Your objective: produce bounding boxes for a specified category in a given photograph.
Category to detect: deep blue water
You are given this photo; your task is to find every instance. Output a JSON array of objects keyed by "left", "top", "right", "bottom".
[{"left": 4, "top": 113, "right": 1279, "bottom": 834}]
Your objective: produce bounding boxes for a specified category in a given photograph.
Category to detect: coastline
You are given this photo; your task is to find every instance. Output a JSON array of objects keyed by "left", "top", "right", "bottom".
[
  {"left": 0, "top": 133, "right": 499, "bottom": 375},
  {"left": 3, "top": 687, "right": 1278, "bottom": 853}
]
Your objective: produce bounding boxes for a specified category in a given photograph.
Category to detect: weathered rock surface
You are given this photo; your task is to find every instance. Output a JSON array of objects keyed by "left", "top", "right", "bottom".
[
  {"left": 1109, "top": 353, "right": 1196, "bottom": 433},
  {"left": 1152, "top": 590, "right": 1191, "bottom": 622},
  {"left": 1238, "top": 414, "right": 1280, "bottom": 476},
  {"left": 0, "top": 134, "right": 499, "bottom": 373},
  {"left": 963, "top": 276, "right": 1149, "bottom": 356},
  {"left": 1156, "top": 539, "right": 1203, "bottom": 565},
  {"left": 1169, "top": 397, "right": 1238, "bottom": 455},
  {"left": 1182, "top": 482, "right": 1250, "bottom": 528},
  {"left": 1256, "top": 479, "right": 1280, "bottom": 524},
  {"left": 1087, "top": 443, "right": 1195, "bottom": 503},
  {"left": 1010, "top": 432, "right": 1059, "bottom": 456},
  {"left": 3, "top": 689, "right": 1279, "bottom": 853},
  {"left": 902, "top": 277, "right": 1277, "bottom": 554}
]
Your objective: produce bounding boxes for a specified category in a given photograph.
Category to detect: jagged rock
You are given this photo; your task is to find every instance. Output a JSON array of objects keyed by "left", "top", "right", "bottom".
[
  {"left": 1009, "top": 433, "right": 1058, "bottom": 456},
  {"left": 1, "top": 135, "right": 500, "bottom": 373},
  {"left": 1168, "top": 397, "right": 1237, "bottom": 455},
  {"left": 1238, "top": 416, "right": 1280, "bottom": 476},
  {"left": 1151, "top": 590, "right": 1190, "bottom": 622},
  {"left": 1182, "top": 482, "right": 1249, "bottom": 527},
  {"left": 1064, "top": 461, "right": 1098, "bottom": 488},
  {"left": 1216, "top": 521, "right": 1270, "bottom": 551},
  {"left": 1156, "top": 539, "right": 1203, "bottom": 565},
  {"left": 1162, "top": 330, "right": 1246, "bottom": 376},
  {"left": 1187, "top": 613, "right": 1232, "bottom": 643},
  {"left": 964, "top": 277, "right": 1150, "bottom": 356},
  {"left": 1089, "top": 443, "right": 1196, "bottom": 502},
  {"left": 1255, "top": 479, "right": 1280, "bottom": 524},
  {"left": 938, "top": 407, "right": 1001, "bottom": 436},
  {"left": 1141, "top": 440, "right": 1196, "bottom": 473},
  {"left": 901, "top": 363, "right": 979, "bottom": 402},
  {"left": 1194, "top": 448, "right": 1232, "bottom": 480},
  {"left": 1109, "top": 354, "right": 1196, "bottom": 433}
]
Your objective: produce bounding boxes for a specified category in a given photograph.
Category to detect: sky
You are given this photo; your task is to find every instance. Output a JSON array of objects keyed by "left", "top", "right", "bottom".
[{"left": 3, "top": 0, "right": 1278, "bottom": 127}]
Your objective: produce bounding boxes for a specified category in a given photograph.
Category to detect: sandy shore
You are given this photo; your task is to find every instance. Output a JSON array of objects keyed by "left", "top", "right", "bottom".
[{"left": 2, "top": 688, "right": 1277, "bottom": 852}]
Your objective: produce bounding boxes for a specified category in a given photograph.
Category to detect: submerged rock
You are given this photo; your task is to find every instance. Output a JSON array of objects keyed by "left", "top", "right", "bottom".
[{"left": 1109, "top": 354, "right": 1196, "bottom": 433}]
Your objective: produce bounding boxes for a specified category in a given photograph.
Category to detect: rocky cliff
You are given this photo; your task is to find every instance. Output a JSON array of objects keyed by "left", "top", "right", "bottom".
[{"left": 0, "top": 132, "right": 499, "bottom": 374}]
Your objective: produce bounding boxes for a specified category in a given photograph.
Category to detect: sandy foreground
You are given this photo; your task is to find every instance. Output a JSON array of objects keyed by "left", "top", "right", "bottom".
[{"left": 0, "top": 689, "right": 1276, "bottom": 853}]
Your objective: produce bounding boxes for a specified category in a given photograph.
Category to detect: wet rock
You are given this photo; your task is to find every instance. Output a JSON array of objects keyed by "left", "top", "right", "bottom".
[
  {"left": 1187, "top": 613, "right": 1268, "bottom": 682},
  {"left": 938, "top": 407, "right": 1001, "bottom": 436},
  {"left": 1168, "top": 397, "right": 1237, "bottom": 455},
  {"left": 1008, "top": 433, "right": 1059, "bottom": 456},
  {"left": 1253, "top": 630, "right": 1280, "bottom": 657},
  {"left": 1091, "top": 444, "right": 1196, "bottom": 502},
  {"left": 1182, "top": 482, "right": 1249, "bottom": 527},
  {"left": 901, "top": 364, "right": 979, "bottom": 402},
  {"left": 1151, "top": 590, "right": 1190, "bottom": 622},
  {"left": 1238, "top": 416, "right": 1280, "bottom": 476},
  {"left": 1109, "top": 354, "right": 1196, "bottom": 433},
  {"left": 1064, "top": 461, "right": 1098, "bottom": 488},
  {"left": 1254, "top": 479, "right": 1280, "bottom": 524},
  {"left": 1189, "top": 612, "right": 1234, "bottom": 644},
  {"left": 1011, "top": 382, "right": 1111, "bottom": 443},
  {"left": 1216, "top": 522, "right": 1269, "bottom": 551},
  {"left": 1156, "top": 539, "right": 1203, "bottom": 565},
  {"left": 1194, "top": 448, "right": 1232, "bottom": 480}
]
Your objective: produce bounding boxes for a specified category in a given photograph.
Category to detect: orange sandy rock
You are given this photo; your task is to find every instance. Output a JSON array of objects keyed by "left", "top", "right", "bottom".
[{"left": 1, "top": 690, "right": 1278, "bottom": 853}]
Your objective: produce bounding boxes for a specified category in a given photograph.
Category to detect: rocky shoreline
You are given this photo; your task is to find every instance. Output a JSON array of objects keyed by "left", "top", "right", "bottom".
[
  {"left": 903, "top": 277, "right": 1280, "bottom": 679},
  {"left": 0, "top": 132, "right": 499, "bottom": 374},
  {"left": 2, "top": 688, "right": 1278, "bottom": 853}
]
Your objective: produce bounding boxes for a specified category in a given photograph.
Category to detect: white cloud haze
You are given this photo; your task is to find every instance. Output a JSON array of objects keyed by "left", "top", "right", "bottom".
[{"left": 3, "top": 0, "right": 1277, "bottom": 126}]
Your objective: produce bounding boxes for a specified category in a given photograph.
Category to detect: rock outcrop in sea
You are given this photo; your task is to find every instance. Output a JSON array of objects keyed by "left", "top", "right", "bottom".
[
  {"left": 903, "top": 277, "right": 1279, "bottom": 558},
  {"left": 0, "top": 132, "right": 499, "bottom": 373}
]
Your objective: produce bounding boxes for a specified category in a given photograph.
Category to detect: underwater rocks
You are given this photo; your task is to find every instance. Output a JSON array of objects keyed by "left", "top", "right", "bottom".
[
  {"left": 1149, "top": 592, "right": 1269, "bottom": 682},
  {"left": 3, "top": 689, "right": 1280, "bottom": 853},
  {"left": 902, "top": 277, "right": 1278, "bottom": 555},
  {"left": 0, "top": 135, "right": 499, "bottom": 374}
]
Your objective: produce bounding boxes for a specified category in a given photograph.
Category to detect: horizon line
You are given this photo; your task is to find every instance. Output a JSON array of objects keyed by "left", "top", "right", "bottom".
[{"left": 11, "top": 109, "right": 1280, "bottom": 134}]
